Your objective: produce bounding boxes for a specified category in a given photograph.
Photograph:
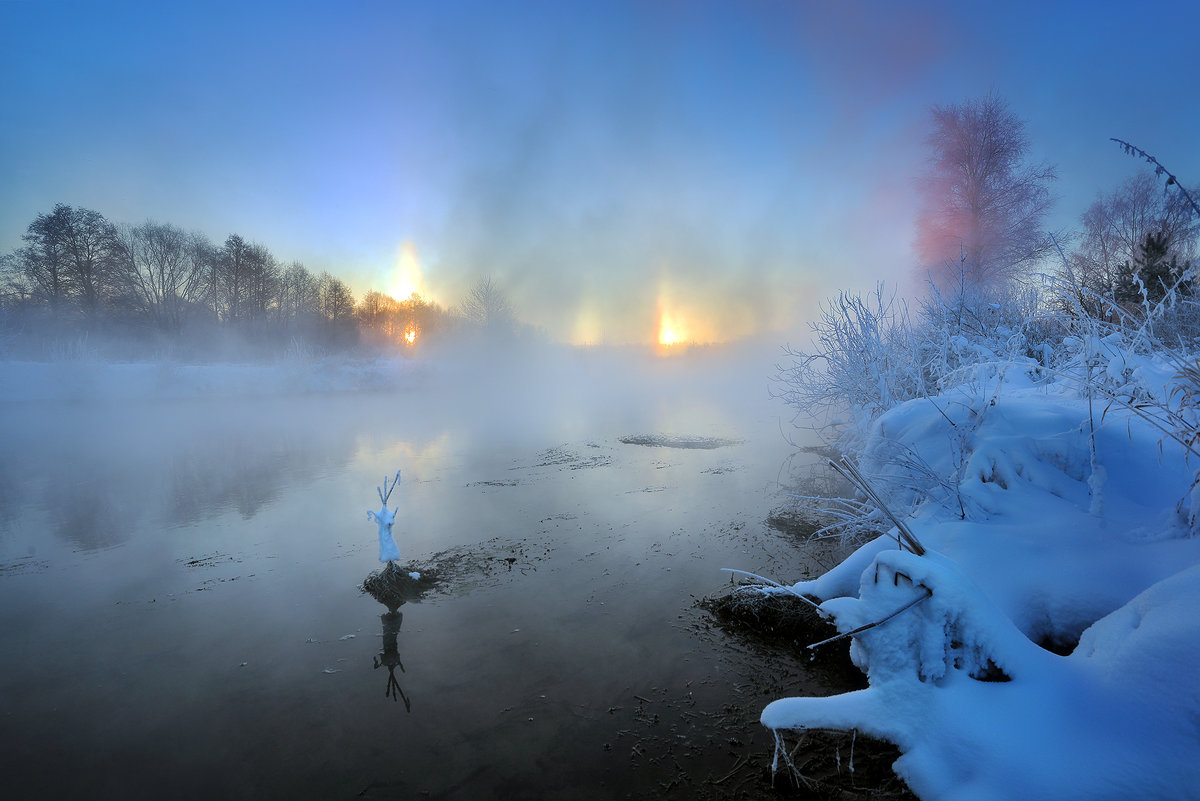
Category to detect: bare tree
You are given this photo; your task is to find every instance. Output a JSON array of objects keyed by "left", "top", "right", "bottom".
[
  {"left": 1071, "top": 170, "right": 1200, "bottom": 299},
  {"left": 219, "top": 234, "right": 250, "bottom": 322},
  {"left": 456, "top": 276, "right": 514, "bottom": 332},
  {"left": 186, "top": 232, "right": 219, "bottom": 323},
  {"left": 242, "top": 242, "right": 278, "bottom": 324},
  {"left": 916, "top": 92, "right": 1057, "bottom": 291},
  {"left": 116, "top": 221, "right": 206, "bottom": 332},
  {"left": 277, "top": 261, "right": 320, "bottom": 328},
  {"left": 16, "top": 204, "right": 122, "bottom": 323},
  {"left": 10, "top": 224, "right": 70, "bottom": 320},
  {"left": 318, "top": 272, "right": 355, "bottom": 322}
]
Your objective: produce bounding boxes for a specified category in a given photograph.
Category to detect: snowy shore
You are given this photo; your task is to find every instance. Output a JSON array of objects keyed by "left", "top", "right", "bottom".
[{"left": 762, "top": 352, "right": 1200, "bottom": 800}]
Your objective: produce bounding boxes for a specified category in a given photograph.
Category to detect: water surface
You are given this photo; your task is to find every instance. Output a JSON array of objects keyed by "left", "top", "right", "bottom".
[{"left": 0, "top": 357, "right": 839, "bottom": 799}]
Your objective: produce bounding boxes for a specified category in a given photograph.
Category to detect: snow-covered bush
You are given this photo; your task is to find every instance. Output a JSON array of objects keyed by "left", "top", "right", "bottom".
[
  {"left": 775, "top": 285, "right": 928, "bottom": 437},
  {"left": 759, "top": 144, "right": 1200, "bottom": 799},
  {"left": 776, "top": 280, "right": 1065, "bottom": 540}
]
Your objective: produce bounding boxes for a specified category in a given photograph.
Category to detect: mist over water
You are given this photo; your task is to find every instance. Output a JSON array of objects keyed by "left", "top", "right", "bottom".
[{"left": 0, "top": 343, "right": 827, "bottom": 799}]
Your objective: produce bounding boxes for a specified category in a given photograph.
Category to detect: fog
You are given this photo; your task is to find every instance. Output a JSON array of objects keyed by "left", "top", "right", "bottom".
[{"left": 0, "top": 338, "right": 832, "bottom": 799}]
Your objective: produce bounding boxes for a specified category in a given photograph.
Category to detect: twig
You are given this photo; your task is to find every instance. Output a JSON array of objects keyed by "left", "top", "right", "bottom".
[
  {"left": 1111, "top": 139, "right": 1200, "bottom": 219},
  {"left": 377, "top": 469, "right": 402, "bottom": 506},
  {"left": 807, "top": 587, "right": 932, "bottom": 650},
  {"left": 713, "top": 756, "right": 747, "bottom": 784}
]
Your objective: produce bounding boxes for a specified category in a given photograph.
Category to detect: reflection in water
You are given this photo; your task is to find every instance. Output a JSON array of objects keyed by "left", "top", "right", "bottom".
[
  {"left": 0, "top": 399, "right": 363, "bottom": 552},
  {"left": 362, "top": 564, "right": 433, "bottom": 712},
  {"left": 374, "top": 610, "right": 411, "bottom": 711}
]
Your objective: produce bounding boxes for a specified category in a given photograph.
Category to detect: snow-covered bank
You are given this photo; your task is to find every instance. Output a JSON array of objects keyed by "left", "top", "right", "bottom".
[
  {"left": 763, "top": 352, "right": 1200, "bottom": 799},
  {"left": 0, "top": 357, "right": 430, "bottom": 403}
]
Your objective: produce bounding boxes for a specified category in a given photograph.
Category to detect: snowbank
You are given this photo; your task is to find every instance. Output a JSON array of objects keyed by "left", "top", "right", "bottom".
[
  {"left": 763, "top": 365, "right": 1200, "bottom": 799},
  {"left": 763, "top": 552, "right": 1200, "bottom": 801}
]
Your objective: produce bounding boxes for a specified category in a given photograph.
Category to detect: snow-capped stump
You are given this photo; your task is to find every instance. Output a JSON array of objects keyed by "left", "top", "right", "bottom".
[{"left": 367, "top": 470, "right": 402, "bottom": 564}]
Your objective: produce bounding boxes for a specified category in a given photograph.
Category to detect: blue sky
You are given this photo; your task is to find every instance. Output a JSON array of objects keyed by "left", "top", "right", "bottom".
[{"left": 3, "top": 0, "right": 1199, "bottom": 344}]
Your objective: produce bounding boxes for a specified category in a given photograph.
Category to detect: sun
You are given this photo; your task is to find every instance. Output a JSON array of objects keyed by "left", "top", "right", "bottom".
[
  {"left": 659, "top": 321, "right": 680, "bottom": 346},
  {"left": 658, "top": 311, "right": 687, "bottom": 347},
  {"left": 388, "top": 241, "right": 426, "bottom": 301}
]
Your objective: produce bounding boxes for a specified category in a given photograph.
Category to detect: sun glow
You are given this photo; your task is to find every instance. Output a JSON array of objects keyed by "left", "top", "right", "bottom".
[
  {"left": 403, "top": 326, "right": 417, "bottom": 345},
  {"left": 388, "top": 241, "right": 427, "bottom": 301},
  {"left": 658, "top": 317, "right": 682, "bottom": 346}
]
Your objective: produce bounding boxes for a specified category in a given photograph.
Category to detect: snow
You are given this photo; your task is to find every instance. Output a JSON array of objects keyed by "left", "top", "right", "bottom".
[
  {"left": 762, "top": 359, "right": 1200, "bottom": 799},
  {"left": 370, "top": 505, "right": 401, "bottom": 563}
]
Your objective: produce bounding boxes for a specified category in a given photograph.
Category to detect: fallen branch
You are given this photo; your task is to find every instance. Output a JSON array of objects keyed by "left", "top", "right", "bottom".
[
  {"left": 806, "top": 586, "right": 932, "bottom": 650},
  {"left": 713, "top": 756, "right": 747, "bottom": 785}
]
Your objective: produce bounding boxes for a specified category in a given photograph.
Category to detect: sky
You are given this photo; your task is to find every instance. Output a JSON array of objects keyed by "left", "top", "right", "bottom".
[{"left": 3, "top": 0, "right": 1200, "bottom": 346}]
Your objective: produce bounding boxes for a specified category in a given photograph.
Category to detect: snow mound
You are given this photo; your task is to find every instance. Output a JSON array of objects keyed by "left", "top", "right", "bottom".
[
  {"left": 764, "top": 367, "right": 1200, "bottom": 799},
  {"left": 763, "top": 552, "right": 1200, "bottom": 801}
]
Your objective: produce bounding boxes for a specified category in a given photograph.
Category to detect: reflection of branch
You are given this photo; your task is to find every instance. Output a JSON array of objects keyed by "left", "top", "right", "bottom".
[
  {"left": 382, "top": 664, "right": 411, "bottom": 711},
  {"left": 374, "top": 609, "right": 411, "bottom": 711}
]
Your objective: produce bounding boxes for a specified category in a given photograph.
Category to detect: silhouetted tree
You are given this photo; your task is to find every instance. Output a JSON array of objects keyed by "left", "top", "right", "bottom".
[
  {"left": 1071, "top": 170, "right": 1199, "bottom": 301},
  {"left": 115, "top": 221, "right": 206, "bottom": 332},
  {"left": 15, "top": 204, "right": 122, "bottom": 323},
  {"left": 1114, "top": 231, "right": 1192, "bottom": 305},
  {"left": 316, "top": 271, "right": 356, "bottom": 347},
  {"left": 917, "top": 92, "right": 1056, "bottom": 291},
  {"left": 277, "top": 261, "right": 320, "bottom": 329},
  {"left": 219, "top": 234, "right": 250, "bottom": 322},
  {"left": 184, "top": 232, "right": 219, "bottom": 324}
]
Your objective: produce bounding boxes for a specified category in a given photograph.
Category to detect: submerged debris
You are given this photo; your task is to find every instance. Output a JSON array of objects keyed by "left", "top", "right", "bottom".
[
  {"left": 701, "top": 588, "right": 833, "bottom": 643},
  {"left": 765, "top": 509, "right": 824, "bottom": 540},
  {"left": 768, "top": 728, "right": 916, "bottom": 800},
  {"left": 619, "top": 434, "right": 744, "bottom": 449}
]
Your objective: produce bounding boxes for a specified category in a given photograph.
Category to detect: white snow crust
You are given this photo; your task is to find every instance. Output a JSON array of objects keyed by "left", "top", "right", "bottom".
[{"left": 763, "top": 362, "right": 1200, "bottom": 800}]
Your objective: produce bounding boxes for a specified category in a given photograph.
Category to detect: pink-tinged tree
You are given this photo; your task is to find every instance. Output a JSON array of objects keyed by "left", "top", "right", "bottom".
[{"left": 916, "top": 92, "right": 1056, "bottom": 292}]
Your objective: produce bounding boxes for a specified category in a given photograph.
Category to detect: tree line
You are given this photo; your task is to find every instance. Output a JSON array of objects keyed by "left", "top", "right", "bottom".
[
  {"left": 915, "top": 91, "right": 1200, "bottom": 319},
  {"left": 0, "top": 206, "right": 471, "bottom": 359}
]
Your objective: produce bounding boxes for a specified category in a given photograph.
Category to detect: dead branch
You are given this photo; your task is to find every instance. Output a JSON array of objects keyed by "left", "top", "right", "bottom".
[
  {"left": 378, "top": 469, "right": 402, "bottom": 506},
  {"left": 807, "top": 587, "right": 933, "bottom": 651},
  {"left": 828, "top": 457, "right": 927, "bottom": 555}
]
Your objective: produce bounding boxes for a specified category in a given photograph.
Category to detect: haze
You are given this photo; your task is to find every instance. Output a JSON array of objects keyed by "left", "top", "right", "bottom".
[{"left": 4, "top": 0, "right": 1200, "bottom": 345}]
